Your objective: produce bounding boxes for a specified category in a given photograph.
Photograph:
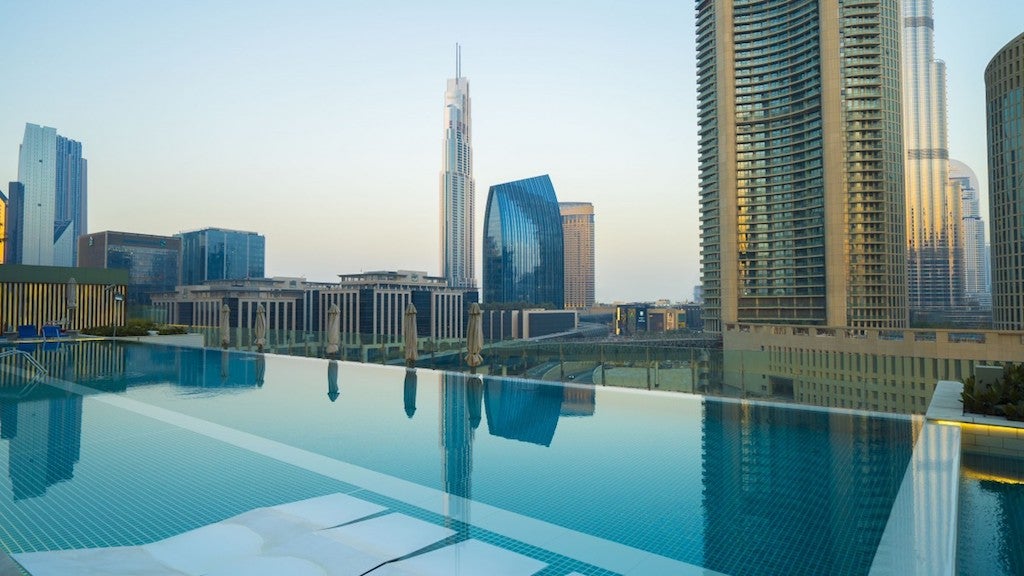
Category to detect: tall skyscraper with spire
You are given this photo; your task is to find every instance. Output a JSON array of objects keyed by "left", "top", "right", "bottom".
[
  {"left": 902, "top": 0, "right": 963, "bottom": 322},
  {"left": 440, "top": 44, "right": 476, "bottom": 289},
  {"left": 696, "top": 0, "right": 908, "bottom": 332}
]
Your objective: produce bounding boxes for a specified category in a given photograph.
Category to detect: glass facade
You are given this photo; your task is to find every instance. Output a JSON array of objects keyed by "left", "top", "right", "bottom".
[
  {"left": 177, "top": 228, "right": 265, "bottom": 285},
  {"left": 985, "top": 32, "right": 1024, "bottom": 330},
  {"left": 483, "top": 175, "right": 564, "bottom": 308},
  {"left": 79, "top": 231, "right": 181, "bottom": 306},
  {"left": 12, "top": 124, "right": 86, "bottom": 267}
]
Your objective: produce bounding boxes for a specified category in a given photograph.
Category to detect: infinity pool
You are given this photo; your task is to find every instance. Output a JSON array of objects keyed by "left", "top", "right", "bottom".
[{"left": 0, "top": 341, "right": 927, "bottom": 574}]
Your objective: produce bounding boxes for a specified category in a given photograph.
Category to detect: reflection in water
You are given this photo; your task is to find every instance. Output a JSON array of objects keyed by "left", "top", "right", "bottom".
[
  {"left": 701, "top": 401, "right": 916, "bottom": 576},
  {"left": 254, "top": 355, "right": 265, "bottom": 388},
  {"left": 959, "top": 452, "right": 1024, "bottom": 575},
  {"left": 1, "top": 395, "right": 83, "bottom": 500},
  {"left": 440, "top": 372, "right": 475, "bottom": 529},
  {"left": 403, "top": 369, "right": 416, "bottom": 417},
  {"left": 327, "top": 361, "right": 339, "bottom": 402},
  {"left": 483, "top": 379, "right": 566, "bottom": 447}
]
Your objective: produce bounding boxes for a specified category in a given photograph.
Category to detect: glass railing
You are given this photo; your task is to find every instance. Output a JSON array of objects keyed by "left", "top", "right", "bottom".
[{"left": 162, "top": 326, "right": 724, "bottom": 394}]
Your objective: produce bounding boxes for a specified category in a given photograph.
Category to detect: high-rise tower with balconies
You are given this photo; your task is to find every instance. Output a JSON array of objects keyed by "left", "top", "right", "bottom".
[
  {"left": 696, "top": 0, "right": 908, "bottom": 332},
  {"left": 440, "top": 45, "right": 476, "bottom": 289},
  {"left": 559, "top": 202, "right": 595, "bottom": 309}
]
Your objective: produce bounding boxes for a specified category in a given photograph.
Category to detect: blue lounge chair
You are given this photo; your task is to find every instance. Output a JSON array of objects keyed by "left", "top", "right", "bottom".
[
  {"left": 42, "top": 325, "right": 62, "bottom": 340},
  {"left": 17, "top": 325, "right": 37, "bottom": 339}
]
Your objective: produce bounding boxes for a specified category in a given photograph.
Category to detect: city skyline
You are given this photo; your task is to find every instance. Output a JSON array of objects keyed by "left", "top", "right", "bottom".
[{"left": 2, "top": 1, "right": 1022, "bottom": 302}]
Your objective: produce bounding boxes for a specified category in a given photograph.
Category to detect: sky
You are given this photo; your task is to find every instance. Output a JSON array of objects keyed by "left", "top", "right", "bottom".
[{"left": 2, "top": 1, "right": 1022, "bottom": 303}]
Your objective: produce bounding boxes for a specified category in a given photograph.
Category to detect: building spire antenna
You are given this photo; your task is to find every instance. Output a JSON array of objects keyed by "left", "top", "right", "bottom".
[{"left": 456, "top": 42, "right": 461, "bottom": 80}]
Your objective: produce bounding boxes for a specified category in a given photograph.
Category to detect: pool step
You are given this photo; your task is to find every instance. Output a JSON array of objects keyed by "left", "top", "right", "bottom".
[{"left": 12, "top": 493, "right": 551, "bottom": 576}]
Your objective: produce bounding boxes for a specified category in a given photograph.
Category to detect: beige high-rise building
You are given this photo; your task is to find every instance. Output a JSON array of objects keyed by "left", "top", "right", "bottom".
[
  {"left": 986, "top": 32, "right": 1024, "bottom": 330},
  {"left": 902, "top": 0, "right": 963, "bottom": 322},
  {"left": 559, "top": 202, "right": 595, "bottom": 309},
  {"left": 696, "top": 0, "right": 908, "bottom": 332}
]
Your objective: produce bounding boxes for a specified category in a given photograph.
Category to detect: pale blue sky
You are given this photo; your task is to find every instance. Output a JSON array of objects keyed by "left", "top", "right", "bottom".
[{"left": 1, "top": 1, "right": 1021, "bottom": 302}]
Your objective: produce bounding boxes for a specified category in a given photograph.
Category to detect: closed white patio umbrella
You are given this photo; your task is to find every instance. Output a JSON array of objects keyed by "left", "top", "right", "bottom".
[
  {"left": 465, "top": 303, "right": 483, "bottom": 372},
  {"left": 219, "top": 304, "right": 231, "bottom": 349},
  {"left": 254, "top": 304, "right": 267, "bottom": 353},
  {"left": 403, "top": 302, "right": 418, "bottom": 368},
  {"left": 326, "top": 303, "right": 341, "bottom": 356}
]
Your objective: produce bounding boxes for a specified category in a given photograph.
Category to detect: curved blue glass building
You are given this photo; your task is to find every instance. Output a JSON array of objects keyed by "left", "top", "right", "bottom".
[{"left": 483, "top": 175, "right": 564, "bottom": 308}]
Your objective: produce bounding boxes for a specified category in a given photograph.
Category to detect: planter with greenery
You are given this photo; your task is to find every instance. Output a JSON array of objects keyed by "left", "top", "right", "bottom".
[
  {"left": 961, "top": 363, "right": 1024, "bottom": 421},
  {"left": 82, "top": 319, "right": 189, "bottom": 338}
]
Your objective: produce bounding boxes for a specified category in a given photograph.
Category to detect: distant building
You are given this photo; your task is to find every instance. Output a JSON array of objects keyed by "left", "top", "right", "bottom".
[
  {"left": 559, "top": 202, "right": 595, "bottom": 309},
  {"left": 480, "top": 308, "right": 578, "bottom": 341},
  {"left": 949, "top": 159, "right": 990, "bottom": 309},
  {"left": 10, "top": 124, "right": 87, "bottom": 266},
  {"left": 0, "top": 188, "right": 6, "bottom": 265},
  {"left": 440, "top": 45, "right": 476, "bottom": 289},
  {"left": 3, "top": 183, "right": 23, "bottom": 264},
  {"left": 152, "top": 271, "right": 477, "bottom": 343},
  {"left": 483, "top": 175, "right": 564, "bottom": 309},
  {"left": 176, "top": 228, "right": 265, "bottom": 285},
  {"left": 614, "top": 304, "right": 648, "bottom": 336},
  {"left": 78, "top": 231, "right": 181, "bottom": 307},
  {"left": 986, "top": 31, "right": 1024, "bottom": 330},
  {"left": 902, "top": 0, "right": 963, "bottom": 321},
  {"left": 693, "top": 285, "right": 703, "bottom": 305}
]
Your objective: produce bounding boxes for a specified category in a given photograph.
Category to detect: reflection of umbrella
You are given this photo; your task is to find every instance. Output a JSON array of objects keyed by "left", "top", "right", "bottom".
[
  {"left": 326, "top": 303, "right": 340, "bottom": 356},
  {"left": 254, "top": 304, "right": 267, "bottom": 353},
  {"left": 327, "top": 360, "right": 339, "bottom": 402},
  {"left": 403, "top": 369, "right": 417, "bottom": 418},
  {"left": 403, "top": 302, "right": 418, "bottom": 368},
  {"left": 220, "top": 349, "right": 230, "bottom": 382},
  {"left": 467, "top": 375, "right": 483, "bottom": 429},
  {"left": 254, "top": 355, "right": 265, "bottom": 387},
  {"left": 66, "top": 277, "right": 78, "bottom": 310},
  {"left": 465, "top": 303, "right": 483, "bottom": 371},
  {"left": 219, "top": 304, "right": 231, "bottom": 349}
]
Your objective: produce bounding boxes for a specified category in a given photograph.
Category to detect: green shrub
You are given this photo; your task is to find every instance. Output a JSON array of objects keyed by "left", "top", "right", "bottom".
[
  {"left": 962, "top": 363, "right": 1024, "bottom": 419},
  {"left": 81, "top": 321, "right": 190, "bottom": 337}
]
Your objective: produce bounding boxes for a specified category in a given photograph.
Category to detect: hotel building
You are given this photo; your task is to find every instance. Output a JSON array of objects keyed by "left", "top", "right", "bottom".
[
  {"left": 696, "top": 0, "right": 908, "bottom": 332},
  {"left": 559, "top": 202, "right": 595, "bottom": 309}
]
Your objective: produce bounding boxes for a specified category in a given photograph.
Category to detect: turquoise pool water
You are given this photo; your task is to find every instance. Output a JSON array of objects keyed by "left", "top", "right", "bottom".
[{"left": 0, "top": 341, "right": 921, "bottom": 574}]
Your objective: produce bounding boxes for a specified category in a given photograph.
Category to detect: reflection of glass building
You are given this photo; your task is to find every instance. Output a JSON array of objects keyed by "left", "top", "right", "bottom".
[
  {"left": 78, "top": 231, "right": 181, "bottom": 306},
  {"left": 950, "top": 159, "right": 990, "bottom": 309},
  {"left": 697, "top": 0, "right": 907, "bottom": 331},
  {"left": 2, "top": 396, "right": 83, "bottom": 500},
  {"left": 985, "top": 32, "right": 1024, "bottom": 330},
  {"left": 483, "top": 175, "right": 564, "bottom": 308},
  {"left": 176, "top": 228, "right": 265, "bottom": 285},
  {"left": 902, "top": 0, "right": 962, "bottom": 320}
]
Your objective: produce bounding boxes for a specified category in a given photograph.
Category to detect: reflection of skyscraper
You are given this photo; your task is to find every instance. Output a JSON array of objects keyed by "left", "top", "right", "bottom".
[
  {"left": 6, "top": 396, "right": 83, "bottom": 500},
  {"left": 440, "top": 372, "right": 478, "bottom": 527},
  {"left": 483, "top": 379, "right": 564, "bottom": 447},
  {"left": 440, "top": 45, "right": 475, "bottom": 289},
  {"left": 700, "top": 400, "right": 915, "bottom": 575},
  {"left": 697, "top": 0, "right": 908, "bottom": 331},
  {"left": 902, "top": 0, "right": 962, "bottom": 320}
]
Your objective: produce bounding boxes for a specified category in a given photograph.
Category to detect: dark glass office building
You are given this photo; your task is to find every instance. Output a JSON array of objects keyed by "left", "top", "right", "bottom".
[
  {"left": 78, "top": 231, "right": 181, "bottom": 306},
  {"left": 482, "top": 175, "right": 564, "bottom": 308},
  {"left": 176, "top": 228, "right": 265, "bottom": 285}
]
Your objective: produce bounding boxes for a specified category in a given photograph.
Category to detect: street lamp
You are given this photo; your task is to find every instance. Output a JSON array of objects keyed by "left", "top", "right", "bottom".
[{"left": 112, "top": 292, "right": 124, "bottom": 338}]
